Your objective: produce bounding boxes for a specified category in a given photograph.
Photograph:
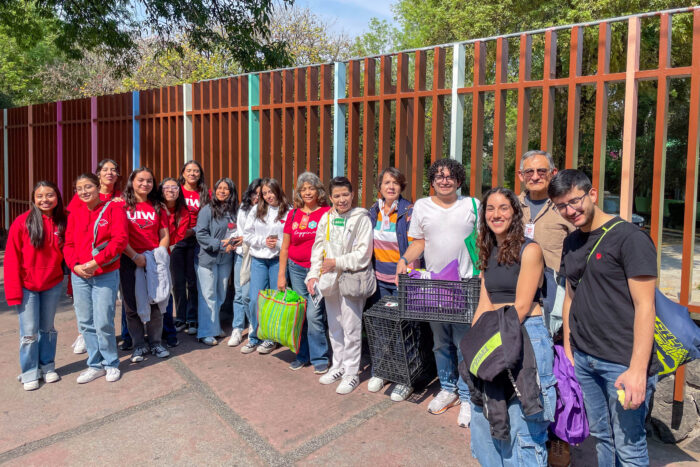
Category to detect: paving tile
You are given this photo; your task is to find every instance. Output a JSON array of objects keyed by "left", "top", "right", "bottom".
[
  {"left": 0, "top": 308, "right": 186, "bottom": 453},
  {"left": 297, "top": 396, "right": 475, "bottom": 466},
  {"left": 176, "top": 340, "right": 387, "bottom": 453},
  {"left": 4, "top": 391, "right": 264, "bottom": 466}
]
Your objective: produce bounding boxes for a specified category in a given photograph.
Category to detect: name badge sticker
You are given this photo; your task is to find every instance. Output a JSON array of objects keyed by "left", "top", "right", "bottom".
[
  {"left": 524, "top": 223, "right": 535, "bottom": 239},
  {"left": 332, "top": 217, "right": 346, "bottom": 227}
]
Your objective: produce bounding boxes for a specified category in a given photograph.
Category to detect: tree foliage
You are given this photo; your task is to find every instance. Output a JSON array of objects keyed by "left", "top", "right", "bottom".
[{"left": 0, "top": 0, "right": 293, "bottom": 74}]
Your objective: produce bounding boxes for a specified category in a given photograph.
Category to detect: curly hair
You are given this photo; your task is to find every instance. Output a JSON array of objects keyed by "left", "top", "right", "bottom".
[
  {"left": 292, "top": 172, "right": 329, "bottom": 208},
  {"left": 477, "top": 187, "right": 525, "bottom": 268},
  {"left": 428, "top": 158, "right": 466, "bottom": 190}
]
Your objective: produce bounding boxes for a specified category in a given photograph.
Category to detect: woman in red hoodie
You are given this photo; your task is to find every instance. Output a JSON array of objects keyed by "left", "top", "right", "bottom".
[
  {"left": 66, "top": 158, "right": 126, "bottom": 355},
  {"left": 158, "top": 177, "right": 190, "bottom": 347},
  {"left": 64, "top": 173, "right": 128, "bottom": 384},
  {"left": 4, "top": 181, "right": 67, "bottom": 391}
]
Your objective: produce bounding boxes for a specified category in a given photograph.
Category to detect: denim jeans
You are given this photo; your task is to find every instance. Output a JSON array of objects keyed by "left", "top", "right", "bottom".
[
  {"left": 171, "top": 238, "right": 198, "bottom": 326},
  {"left": 574, "top": 349, "right": 657, "bottom": 467},
  {"left": 17, "top": 281, "right": 63, "bottom": 383},
  {"left": 197, "top": 258, "right": 234, "bottom": 339},
  {"left": 247, "top": 256, "right": 279, "bottom": 346},
  {"left": 470, "top": 316, "right": 557, "bottom": 466},
  {"left": 287, "top": 260, "right": 329, "bottom": 368},
  {"left": 232, "top": 253, "right": 249, "bottom": 331},
  {"left": 72, "top": 270, "right": 120, "bottom": 370},
  {"left": 430, "top": 321, "right": 471, "bottom": 401}
]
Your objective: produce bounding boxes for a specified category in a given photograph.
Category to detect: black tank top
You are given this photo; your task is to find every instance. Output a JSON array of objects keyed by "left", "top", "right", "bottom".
[{"left": 483, "top": 238, "right": 541, "bottom": 304}]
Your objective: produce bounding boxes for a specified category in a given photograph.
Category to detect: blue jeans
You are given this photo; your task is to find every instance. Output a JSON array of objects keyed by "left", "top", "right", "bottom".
[
  {"left": 430, "top": 321, "right": 471, "bottom": 401},
  {"left": 470, "top": 316, "right": 557, "bottom": 466},
  {"left": 197, "top": 258, "right": 234, "bottom": 339},
  {"left": 287, "top": 260, "right": 329, "bottom": 368},
  {"left": 574, "top": 349, "right": 657, "bottom": 467},
  {"left": 72, "top": 271, "right": 120, "bottom": 369},
  {"left": 17, "top": 281, "right": 63, "bottom": 383},
  {"left": 247, "top": 257, "right": 279, "bottom": 346},
  {"left": 232, "top": 253, "right": 249, "bottom": 331}
]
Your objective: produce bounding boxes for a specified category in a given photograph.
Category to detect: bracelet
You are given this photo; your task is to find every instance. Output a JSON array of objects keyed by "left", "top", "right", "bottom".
[
  {"left": 400, "top": 256, "right": 408, "bottom": 264},
  {"left": 131, "top": 252, "right": 139, "bottom": 260}
]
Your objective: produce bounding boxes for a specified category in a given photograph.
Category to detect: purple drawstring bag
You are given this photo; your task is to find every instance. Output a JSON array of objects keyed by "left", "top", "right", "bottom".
[{"left": 551, "top": 344, "right": 589, "bottom": 444}]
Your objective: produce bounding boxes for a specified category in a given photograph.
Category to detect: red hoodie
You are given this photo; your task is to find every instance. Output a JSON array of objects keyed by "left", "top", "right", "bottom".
[
  {"left": 166, "top": 205, "right": 191, "bottom": 246},
  {"left": 64, "top": 200, "right": 129, "bottom": 276},
  {"left": 4, "top": 211, "right": 65, "bottom": 306},
  {"left": 66, "top": 189, "right": 124, "bottom": 213}
]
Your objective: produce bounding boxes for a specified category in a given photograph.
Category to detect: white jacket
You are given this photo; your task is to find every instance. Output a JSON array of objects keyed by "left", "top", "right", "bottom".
[
  {"left": 243, "top": 204, "right": 289, "bottom": 259},
  {"left": 306, "top": 207, "right": 373, "bottom": 290},
  {"left": 134, "top": 246, "right": 171, "bottom": 323}
]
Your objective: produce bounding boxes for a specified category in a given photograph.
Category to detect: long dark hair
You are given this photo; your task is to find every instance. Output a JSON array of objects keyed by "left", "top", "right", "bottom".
[
  {"left": 124, "top": 167, "right": 161, "bottom": 214},
  {"left": 96, "top": 158, "right": 121, "bottom": 193},
  {"left": 26, "top": 181, "right": 66, "bottom": 248},
  {"left": 178, "top": 160, "right": 211, "bottom": 206},
  {"left": 158, "top": 177, "right": 186, "bottom": 222},
  {"left": 256, "top": 178, "right": 289, "bottom": 222},
  {"left": 240, "top": 178, "right": 262, "bottom": 213},
  {"left": 210, "top": 178, "right": 239, "bottom": 220},
  {"left": 477, "top": 187, "right": 525, "bottom": 268}
]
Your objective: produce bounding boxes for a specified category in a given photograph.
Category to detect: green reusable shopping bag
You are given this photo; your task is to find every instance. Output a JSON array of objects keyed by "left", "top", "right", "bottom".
[{"left": 257, "top": 289, "right": 307, "bottom": 353}]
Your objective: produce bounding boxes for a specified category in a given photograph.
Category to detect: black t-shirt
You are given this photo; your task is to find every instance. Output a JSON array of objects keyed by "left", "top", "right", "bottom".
[
  {"left": 525, "top": 195, "right": 548, "bottom": 221},
  {"left": 560, "top": 216, "right": 658, "bottom": 367}
]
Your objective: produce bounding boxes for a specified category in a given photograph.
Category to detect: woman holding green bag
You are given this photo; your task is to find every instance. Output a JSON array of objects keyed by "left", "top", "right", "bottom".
[{"left": 277, "top": 172, "right": 331, "bottom": 373}]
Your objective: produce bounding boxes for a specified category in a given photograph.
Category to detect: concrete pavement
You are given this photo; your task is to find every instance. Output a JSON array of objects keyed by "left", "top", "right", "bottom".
[{"left": 1, "top": 275, "right": 700, "bottom": 465}]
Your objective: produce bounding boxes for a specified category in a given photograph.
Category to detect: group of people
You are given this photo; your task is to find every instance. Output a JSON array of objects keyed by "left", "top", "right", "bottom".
[{"left": 5, "top": 150, "right": 659, "bottom": 465}]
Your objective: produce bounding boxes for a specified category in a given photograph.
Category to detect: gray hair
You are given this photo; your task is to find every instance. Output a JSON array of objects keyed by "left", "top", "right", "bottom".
[
  {"left": 520, "top": 150, "right": 555, "bottom": 171},
  {"left": 293, "top": 171, "right": 329, "bottom": 208}
]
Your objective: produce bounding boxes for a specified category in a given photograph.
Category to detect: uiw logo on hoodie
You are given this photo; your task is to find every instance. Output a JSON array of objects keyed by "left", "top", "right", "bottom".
[{"left": 127, "top": 210, "right": 156, "bottom": 229}]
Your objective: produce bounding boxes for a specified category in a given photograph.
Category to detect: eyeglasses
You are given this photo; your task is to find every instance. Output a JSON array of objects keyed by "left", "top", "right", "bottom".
[
  {"left": 553, "top": 191, "right": 589, "bottom": 212},
  {"left": 162, "top": 186, "right": 180, "bottom": 192},
  {"left": 521, "top": 168, "right": 550, "bottom": 178},
  {"left": 434, "top": 175, "right": 456, "bottom": 183}
]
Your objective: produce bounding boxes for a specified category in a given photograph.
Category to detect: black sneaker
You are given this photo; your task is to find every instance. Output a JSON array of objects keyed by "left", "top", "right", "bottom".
[
  {"left": 120, "top": 337, "right": 133, "bottom": 351},
  {"left": 166, "top": 336, "right": 179, "bottom": 348}
]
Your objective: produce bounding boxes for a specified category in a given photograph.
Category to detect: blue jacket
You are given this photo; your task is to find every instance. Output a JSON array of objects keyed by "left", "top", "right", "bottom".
[
  {"left": 195, "top": 204, "right": 235, "bottom": 268},
  {"left": 368, "top": 195, "right": 413, "bottom": 256}
]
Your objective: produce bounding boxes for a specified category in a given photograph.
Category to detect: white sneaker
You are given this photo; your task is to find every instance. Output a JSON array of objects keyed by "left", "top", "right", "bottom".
[
  {"left": 228, "top": 329, "right": 243, "bottom": 347},
  {"left": 367, "top": 376, "right": 385, "bottom": 393},
  {"left": 42, "top": 370, "right": 60, "bottom": 383},
  {"left": 319, "top": 367, "right": 345, "bottom": 385},
  {"left": 105, "top": 368, "right": 121, "bottom": 382},
  {"left": 390, "top": 384, "right": 414, "bottom": 402},
  {"left": 77, "top": 368, "right": 106, "bottom": 384},
  {"left": 187, "top": 326, "right": 197, "bottom": 335},
  {"left": 336, "top": 375, "right": 360, "bottom": 395},
  {"left": 427, "top": 389, "right": 460, "bottom": 414},
  {"left": 257, "top": 340, "right": 277, "bottom": 354},
  {"left": 23, "top": 380, "right": 39, "bottom": 391},
  {"left": 458, "top": 401, "right": 472, "bottom": 427},
  {"left": 240, "top": 342, "right": 257, "bottom": 354},
  {"left": 72, "top": 334, "right": 87, "bottom": 354}
]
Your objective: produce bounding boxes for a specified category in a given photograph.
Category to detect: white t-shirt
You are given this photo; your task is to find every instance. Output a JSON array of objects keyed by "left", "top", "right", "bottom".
[{"left": 407, "top": 196, "right": 479, "bottom": 278}]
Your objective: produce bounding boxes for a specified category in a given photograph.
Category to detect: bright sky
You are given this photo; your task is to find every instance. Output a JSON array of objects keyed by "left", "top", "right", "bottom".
[{"left": 295, "top": 0, "right": 396, "bottom": 37}]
